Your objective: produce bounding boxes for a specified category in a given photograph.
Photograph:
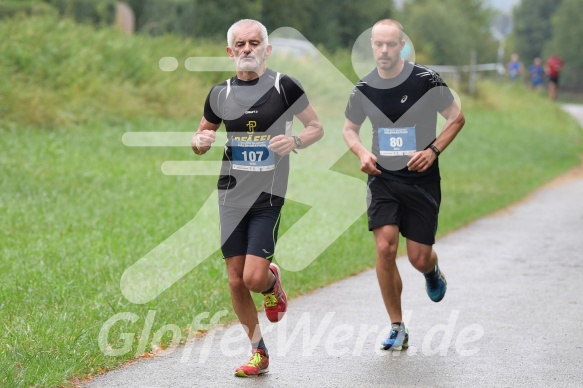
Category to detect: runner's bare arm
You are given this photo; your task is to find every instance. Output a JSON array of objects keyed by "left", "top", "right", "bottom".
[
  {"left": 192, "top": 117, "right": 220, "bottom": 155},
  {"left": 407, "top": 100, "right": 465, "bottom": 172},
  {"left": 269, "top": 104, "right": 323, "bottom": 156},
  {"left": 434, "top": 100, "right": 465, "bottom": 153},
  {"left": 294, "top": 104, "right": 324, "bottom": 147},
  {"left": 343, "top": 118, "right": 381, "bottom": 175}
]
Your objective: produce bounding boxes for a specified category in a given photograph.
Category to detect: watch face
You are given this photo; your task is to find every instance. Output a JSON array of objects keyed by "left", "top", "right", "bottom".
[{"left": 295, "top": 136, "right": 302, "bottom": 147}]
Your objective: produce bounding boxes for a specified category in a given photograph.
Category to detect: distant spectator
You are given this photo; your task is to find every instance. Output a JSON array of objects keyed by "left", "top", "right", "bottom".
[
  {"left": 545, "top": 53, "right": 564, "bottom": 101},
  {"left": 507, "top": 53, "right": 523, "bottom": 81},
  {"left": 528, "top": 57, "right": 544, "bottom": 90}
]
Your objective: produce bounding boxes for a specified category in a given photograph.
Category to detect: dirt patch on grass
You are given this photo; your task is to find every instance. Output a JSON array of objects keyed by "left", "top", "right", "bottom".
[{"left": 543, "top": 157, "right": 583, "bottom": 188}]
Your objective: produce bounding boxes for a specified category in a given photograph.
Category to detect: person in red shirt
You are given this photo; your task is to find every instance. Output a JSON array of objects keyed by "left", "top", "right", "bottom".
[{"left": 545, "top": 53, "right": 564, "bottom": 101}]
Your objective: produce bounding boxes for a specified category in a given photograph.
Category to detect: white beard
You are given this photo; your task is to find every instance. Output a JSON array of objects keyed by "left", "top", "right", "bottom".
[{"left": 235, "top": 55, "right": 262, "bottom": 72}]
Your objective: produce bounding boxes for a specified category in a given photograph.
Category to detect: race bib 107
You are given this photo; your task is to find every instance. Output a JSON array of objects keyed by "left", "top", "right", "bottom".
[{"left": 231, "top": 139, "right": 275, "bottom": 171}]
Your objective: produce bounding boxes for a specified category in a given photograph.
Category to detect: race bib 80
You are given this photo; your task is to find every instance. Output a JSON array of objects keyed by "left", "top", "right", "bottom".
[{"left": 378, "top": 126, "right": 417, "bottom": 156}]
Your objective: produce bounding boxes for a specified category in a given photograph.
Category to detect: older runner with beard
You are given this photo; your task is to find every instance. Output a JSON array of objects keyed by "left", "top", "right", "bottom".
[{"left": 192, "top": 19, "right": 323, "bottom": 377}]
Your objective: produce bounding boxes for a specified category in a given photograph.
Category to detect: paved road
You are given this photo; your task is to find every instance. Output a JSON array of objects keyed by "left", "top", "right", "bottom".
[{"left": 87, "top": 106, "right": 583, "bottom": 388}]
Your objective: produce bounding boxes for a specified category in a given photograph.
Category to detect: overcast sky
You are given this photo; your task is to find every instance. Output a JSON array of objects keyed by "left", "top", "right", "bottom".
[{"left": 488, "top": 0, "right": 520, "bottom": 13}]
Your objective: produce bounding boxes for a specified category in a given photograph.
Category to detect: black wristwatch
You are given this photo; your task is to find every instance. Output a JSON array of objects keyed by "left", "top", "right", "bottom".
[
  {"left": 428, "top": 144, "right": 441, "bottom": 156},
  {"left": 292, "top": 135, "right": 303, "bottom": 149}
]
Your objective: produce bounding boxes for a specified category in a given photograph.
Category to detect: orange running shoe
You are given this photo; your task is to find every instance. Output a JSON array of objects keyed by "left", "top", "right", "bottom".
[
  {"left": 234, "top": 349, "right": 269, "bottom": 377},
  {"left": 263, "top": 263, "right": 287, "bottom": 322}
]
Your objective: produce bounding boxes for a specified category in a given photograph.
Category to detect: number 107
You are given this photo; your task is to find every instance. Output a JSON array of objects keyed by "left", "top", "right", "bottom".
[{"left": 241, "top": 150, "right": 263, "bottom": 162}]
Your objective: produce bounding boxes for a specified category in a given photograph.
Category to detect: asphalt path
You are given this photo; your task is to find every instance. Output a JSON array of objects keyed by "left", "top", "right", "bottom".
[{"left": 86, "top": 106, "right": 583, "bottom": 388}]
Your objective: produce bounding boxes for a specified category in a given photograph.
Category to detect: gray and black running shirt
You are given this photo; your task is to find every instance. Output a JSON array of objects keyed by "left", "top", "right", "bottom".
[
  {"left": 204, "top": 68, "right": 309, "bottom": 208},
  {"left": 345, "top": 61, "right": 454, "bottom": 184}
]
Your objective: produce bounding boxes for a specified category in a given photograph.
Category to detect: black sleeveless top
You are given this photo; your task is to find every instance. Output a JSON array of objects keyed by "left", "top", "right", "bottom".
[{"left": 204, "top": 68, "right": 308, "bottom": 207}]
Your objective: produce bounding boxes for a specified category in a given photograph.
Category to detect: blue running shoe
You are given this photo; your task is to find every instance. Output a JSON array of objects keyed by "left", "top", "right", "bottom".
[
  {"left": 380, "top": 323, "right": 409, "bottom": 350},
  {"left": 425, "top": 263, "right": 447, "bottom": 302}
]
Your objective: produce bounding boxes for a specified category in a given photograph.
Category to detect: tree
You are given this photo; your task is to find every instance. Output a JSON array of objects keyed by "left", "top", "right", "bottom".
[
  {"left": 38, "top": 0, "right": 393, "bottom": 51},
  {"left": 545, "top": 0, "right": 583, "bottom": 89},
  {"left": 261, "top": 0, "right": 321, "bottom": 43},
  {"left": 334, "top": 0, "right": 393, "bottom": 48},
  {"left": 262, "top": 0, "right": 393, "bottom": 50},
  {"left": 511, "top": 0, "right": 563, "bottom": 62},
  {"left": 126, "top": 0, "right": 262, "bottom": 39},
  {"left": 400, "top": 0, "right": 497, "bottom": 65}
]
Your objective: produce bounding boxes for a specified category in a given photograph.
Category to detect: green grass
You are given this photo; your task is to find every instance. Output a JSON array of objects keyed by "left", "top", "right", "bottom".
[
  {"left": 438, "top": 81, "right": 583, "bottom": 232},
  {"left": 1, "top": 14, "right": 583, "bottom": 388},
  {"left": 557, "top": 91, "right": 583, "bottom": 104},
  {"left": 0, "top": 119, "right": 376, "bottom": 386},
  {"left": 0, "top": 11, "right": 230, "bottom": 129}
]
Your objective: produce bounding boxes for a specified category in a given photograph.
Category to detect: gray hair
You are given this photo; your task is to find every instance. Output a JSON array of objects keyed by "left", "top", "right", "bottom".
[{"left": 227, "top": 19, "right": 269, "bottom": 48}]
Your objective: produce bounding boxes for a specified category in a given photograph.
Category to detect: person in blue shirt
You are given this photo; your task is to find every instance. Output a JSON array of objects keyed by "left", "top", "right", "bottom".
[
  {"left": 528, "top": 57, "right": 544, "bottom": 90},
  {"left": 507, "top": 53, "right": 523, "bottom": 81}
]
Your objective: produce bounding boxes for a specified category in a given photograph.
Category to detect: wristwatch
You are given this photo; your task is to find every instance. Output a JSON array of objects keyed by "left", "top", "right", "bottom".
[
  {"left": 292, "top": 135, "right": 303, "bottom": 149},
  {"left": 428, "top": 144, "right": 441, "bottom": 156}
]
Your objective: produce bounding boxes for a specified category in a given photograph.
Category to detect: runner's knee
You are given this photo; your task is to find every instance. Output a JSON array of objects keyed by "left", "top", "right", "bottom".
[
  {"left": 376, "top": 239, "right": 398, "bottom": 261},
  {"left": 242, "top": 271, "right": 267, "bottom": 293},
  {"left": 228, "top": 273, "right": 247, "bottom": 292},
  {"left": 408, "top": 251, "right": 431, "bottom": 271}
]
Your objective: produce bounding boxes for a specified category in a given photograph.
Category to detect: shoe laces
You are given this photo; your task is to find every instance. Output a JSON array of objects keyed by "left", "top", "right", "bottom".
[
  {"left": 264, "top": 292, "right": 277, "bottom": 307},
  {"left": 427, "top": 275, "right": 440, "bottom": 287},
  {"left": 382, "top": 329, "right": 400, "bottom": 347},
  {"left": 247, "top": 351, "right": 263, "bottom": 367},
  {"left": 389, "top": 329, "right": 399, "bottom": 340}
]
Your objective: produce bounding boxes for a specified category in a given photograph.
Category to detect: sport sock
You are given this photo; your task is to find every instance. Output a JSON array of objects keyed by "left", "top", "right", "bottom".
[
  {"left": 423, "top": 265, "right": 438, "bottom": 278},
  {"left": 261, "top": 270, "right": 277, "bottom": 294},
  {"left": 251, "top": 338, "right": 269, "bottom": 358}
]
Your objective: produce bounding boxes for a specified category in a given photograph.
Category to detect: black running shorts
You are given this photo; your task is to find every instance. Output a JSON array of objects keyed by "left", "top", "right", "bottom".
[
  {"left": 366, "top": 176, "right": 441, "bottom": 245},
  {"left": 549, "top": 75, "right": 559, "bottom": 84},
  {"left": 219, "top": 205, "right": 282, "bottom": 260}
]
